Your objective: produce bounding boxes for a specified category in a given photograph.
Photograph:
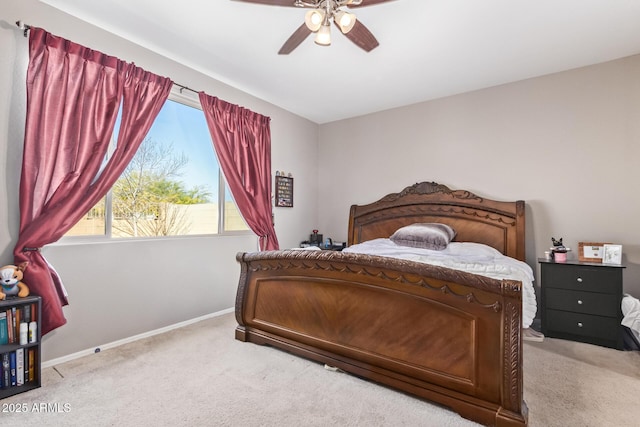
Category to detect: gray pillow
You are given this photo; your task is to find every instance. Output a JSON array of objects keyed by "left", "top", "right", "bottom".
[{"left": 390, "top": 223, "right": 456, "bottom": 250}]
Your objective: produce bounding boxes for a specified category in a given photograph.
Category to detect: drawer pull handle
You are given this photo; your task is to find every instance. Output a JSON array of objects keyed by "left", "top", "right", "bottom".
[
  {"left": 577, "top": 300, "right": 583, "bottom": 305},
  {"left": 577, "top": 322, "right": 583, "bottom": 328},
  {"left": 577, "top": 277, "right": 583, "bottom": 283}
]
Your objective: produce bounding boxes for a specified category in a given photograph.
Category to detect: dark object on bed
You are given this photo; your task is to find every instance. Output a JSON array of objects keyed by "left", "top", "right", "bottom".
[{"left": 235, "top": 182, "right": 528, "bottom": 426}]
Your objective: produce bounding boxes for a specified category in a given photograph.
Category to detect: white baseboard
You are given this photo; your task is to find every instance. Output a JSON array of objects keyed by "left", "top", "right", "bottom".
[{"left": 42, "top": 307, "right": 234, "bottom": 368}]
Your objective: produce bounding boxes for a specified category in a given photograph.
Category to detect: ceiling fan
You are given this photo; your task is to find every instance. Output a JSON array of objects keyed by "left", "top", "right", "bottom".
[{"left": 234, "top": 0, "right": 396, "bottom": 54}]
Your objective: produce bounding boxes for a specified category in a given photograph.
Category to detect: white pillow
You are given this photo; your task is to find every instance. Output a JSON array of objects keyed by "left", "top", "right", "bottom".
[{"left": 390, "top": 223, "right": 456, "bottom": 251}]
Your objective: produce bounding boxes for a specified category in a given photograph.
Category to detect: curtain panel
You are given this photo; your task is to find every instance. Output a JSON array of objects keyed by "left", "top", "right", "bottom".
[
  {"left": 14, "top": 28, "right": 172, "bottom": 335},
  {"left": 199, "top": 94, "right": 279, "bottom": 251}
]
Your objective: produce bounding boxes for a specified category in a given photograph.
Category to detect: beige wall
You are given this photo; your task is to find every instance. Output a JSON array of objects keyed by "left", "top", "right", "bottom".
[
  {"left": 318, "top": 55, "right": 640, "bottom": 298},
  {"left": 3, "top": 0, "right": 640, "bottom": 362},
  {"left": 0, "top": 0, "right": 319, "bottom": 361}
]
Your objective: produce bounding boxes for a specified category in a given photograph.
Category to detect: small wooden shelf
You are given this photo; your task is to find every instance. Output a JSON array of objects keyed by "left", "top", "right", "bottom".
[{"left": 0, "top": 295, "right": 42, "bottom": 399}]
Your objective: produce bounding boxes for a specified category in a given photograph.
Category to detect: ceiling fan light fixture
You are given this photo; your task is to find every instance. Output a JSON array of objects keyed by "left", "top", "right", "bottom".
[
  {"left": 334, "top": 11, "right": 356, "bottom": 34},
  {"left": 314, "top": 23, "right": 331, "bottom": 46},
  {"left": 305, "top": 10, "right": 324, "bottom": 32},
  {"left": 261, "top": 0, "right": 388, "bottom": 54}
]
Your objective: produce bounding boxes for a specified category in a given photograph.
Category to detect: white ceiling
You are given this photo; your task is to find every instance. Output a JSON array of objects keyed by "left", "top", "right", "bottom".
[{"left": 39, "top": 0, "right": 640, "bottom": 124}]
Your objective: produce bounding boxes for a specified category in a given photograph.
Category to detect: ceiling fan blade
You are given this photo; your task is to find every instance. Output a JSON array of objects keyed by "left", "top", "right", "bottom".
[
  {"left": 278, "top": 23, "right": 313, "bottom": 54},
  {"left": 232, "top": 0, "right": 396, "bottom": 7},
  {"left": 343, "top": 20, "right": 379, "bottom": 52},
  {"left": 232, "top": 0, "right": 296, "bottom": 6},
  {"left": 347, "top": 0, "right": 397, "bottom": 8}
]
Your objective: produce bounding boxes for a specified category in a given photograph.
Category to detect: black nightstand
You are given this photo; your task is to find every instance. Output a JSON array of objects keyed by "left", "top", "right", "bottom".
[{"left": 539, "top": 258, "right": 625, "bottom": 350}]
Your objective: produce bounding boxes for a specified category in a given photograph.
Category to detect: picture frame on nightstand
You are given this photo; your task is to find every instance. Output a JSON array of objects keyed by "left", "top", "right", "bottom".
[
  {"left": 578, "top": 241, "right": 609, "bottom": 262},
  {"left": 602, "top": 244, "right": 623, "bottom": 265}
]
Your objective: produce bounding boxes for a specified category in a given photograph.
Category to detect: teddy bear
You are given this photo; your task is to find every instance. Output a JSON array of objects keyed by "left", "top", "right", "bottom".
[{"left": 0, "top": 262, "right": 29, "bottom": 299}]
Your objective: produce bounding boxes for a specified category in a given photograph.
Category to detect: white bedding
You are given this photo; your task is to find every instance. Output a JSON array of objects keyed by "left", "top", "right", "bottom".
[
  {"left": 622, "top": 294, "right": 640, "bottom": 343},
  {"left": 343, "top": 239, "right": 537, "bottom": 328}
]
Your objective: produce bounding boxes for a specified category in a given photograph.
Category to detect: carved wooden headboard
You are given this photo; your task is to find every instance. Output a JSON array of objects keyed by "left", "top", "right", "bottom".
[{"left": 347, "top": 182, "right": 526, "bottom": 261}]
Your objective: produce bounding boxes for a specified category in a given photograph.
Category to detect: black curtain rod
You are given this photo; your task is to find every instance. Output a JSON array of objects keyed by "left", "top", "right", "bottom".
[
  {"left": 16, "top": 21, "right": 200, "bottom": 96},
  {"left": 173, "top": 83, "right": 199, "bottom": 95},
  {"left": 16, "top": 20, "right": 31, "bottom": 37}
]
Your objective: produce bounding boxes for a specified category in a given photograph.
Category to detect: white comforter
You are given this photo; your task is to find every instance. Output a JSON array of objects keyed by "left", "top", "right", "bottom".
[
  {"left": 622, "top": 294, "right": 640, "bottom": 342},
  {"left": 343, "top": 239, "right": 537, "bottom": 328}
]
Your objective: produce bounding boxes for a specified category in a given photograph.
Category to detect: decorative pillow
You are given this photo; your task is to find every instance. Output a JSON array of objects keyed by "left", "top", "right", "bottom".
[{"left": 390, "top": 223, "right": 456, "bottom": 251}]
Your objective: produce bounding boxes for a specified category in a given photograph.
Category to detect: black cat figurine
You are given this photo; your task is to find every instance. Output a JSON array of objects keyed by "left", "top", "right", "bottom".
[
  {"left": 551, "top": 237, "right": 563, "bottom": 248},
  {"left": 551, "top": 237, "right": 569, "bottom": 262}
]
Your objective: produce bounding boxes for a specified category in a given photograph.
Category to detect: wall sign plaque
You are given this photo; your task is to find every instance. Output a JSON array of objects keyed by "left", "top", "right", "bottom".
[{"left": 275, "top": 175, "right": 293, "bottom": 207}]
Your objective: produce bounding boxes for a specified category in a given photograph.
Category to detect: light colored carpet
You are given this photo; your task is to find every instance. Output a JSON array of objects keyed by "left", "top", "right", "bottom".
[{"left": 2, "top": 313, "right": 639, "bottom": 426}]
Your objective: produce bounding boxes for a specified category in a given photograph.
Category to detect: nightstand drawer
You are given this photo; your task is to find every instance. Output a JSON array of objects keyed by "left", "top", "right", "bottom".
[
  {"left": 544, "top": 265, "right": 621, "bottom": 293},
  {"left": 545, "top": 309, "right": 619, "bottom": 340},
  {"left": 545, "top": 288, "right": 619, "bottom": 317}
]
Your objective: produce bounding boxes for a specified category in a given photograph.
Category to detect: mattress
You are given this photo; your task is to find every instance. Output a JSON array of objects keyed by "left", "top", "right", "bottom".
[{"left": 344, "top": 239, "right": 537, "bottom": 329}]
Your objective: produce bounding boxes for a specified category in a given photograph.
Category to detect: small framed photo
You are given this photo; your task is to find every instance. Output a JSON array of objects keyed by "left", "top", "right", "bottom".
[
  {"left": 602, "top": 244, "right": 623, "bottom": 265},
  {"left": 578, "top": 242, "right": 609, "bottom": 262},
  {"left": 275, "top": 175, "right": 293, "bottom": 208}
]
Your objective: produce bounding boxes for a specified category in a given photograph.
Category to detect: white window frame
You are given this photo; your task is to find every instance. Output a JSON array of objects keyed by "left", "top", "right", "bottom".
[{"left": 58, "top": 87, "right": 251, "bottom": 243}]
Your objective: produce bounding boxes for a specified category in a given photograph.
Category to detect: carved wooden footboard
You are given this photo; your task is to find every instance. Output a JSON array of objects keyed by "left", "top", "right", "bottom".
[
  {"left": 235, "top": 250, "right": 528, "bottom": 426},
  {"left": 235, "top": 182, "right": 528, "bottom": 426}
]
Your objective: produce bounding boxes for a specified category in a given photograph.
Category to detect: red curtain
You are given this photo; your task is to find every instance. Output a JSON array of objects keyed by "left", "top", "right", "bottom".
[
  {"left": 198, "top": 94, "right": 279, "bottom": 251},
  {"left": 14, "top": 28, "right": 173, "bottom": 335}
]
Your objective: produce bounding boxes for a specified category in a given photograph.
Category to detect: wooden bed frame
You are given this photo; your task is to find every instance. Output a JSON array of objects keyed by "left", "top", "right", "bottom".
[{"left": 235, "top": 182, "right": 528, "bottom": 426}]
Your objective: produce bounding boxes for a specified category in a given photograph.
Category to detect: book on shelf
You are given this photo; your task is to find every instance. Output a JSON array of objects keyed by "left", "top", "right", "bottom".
[
  {"left": 11, "top": 307, "right": 17, "bottom": 343},
  {"left": 28, "top": 321, "right": 37, "bottom": 344},
  {"left": 0, "top": 312, "right": 7, "bottom": 345},
  {"left": 16, "top": 348, "right": 24, "bottom": 386},
  {"left": 6, "top": 309, "right": 14, "bottom": 344},
  {"left": 9, "top": 351, "right": 16, "bottom": 387},
  {"left": 23, "top": 304, "right": 31, "bottom": 323},
  {"left": 19, "top": 322, "right": 28, "bottom": 345},
  {"left": 23, "top": 349, "right": 29, "bottom": 384},
  {"left": 27, "top": 348, "right": 35, "bottom": 383},
  {"left": 14, "top": 306, "right": 21, "bottom": 336},
  {"left": 2, "top": 353, "right": 9, "bottom": 388}
]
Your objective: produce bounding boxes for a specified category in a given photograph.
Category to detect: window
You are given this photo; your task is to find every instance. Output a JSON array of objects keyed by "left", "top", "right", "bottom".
[{"left": 65, "top": 90, "right": 249, "bottom": 239}]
